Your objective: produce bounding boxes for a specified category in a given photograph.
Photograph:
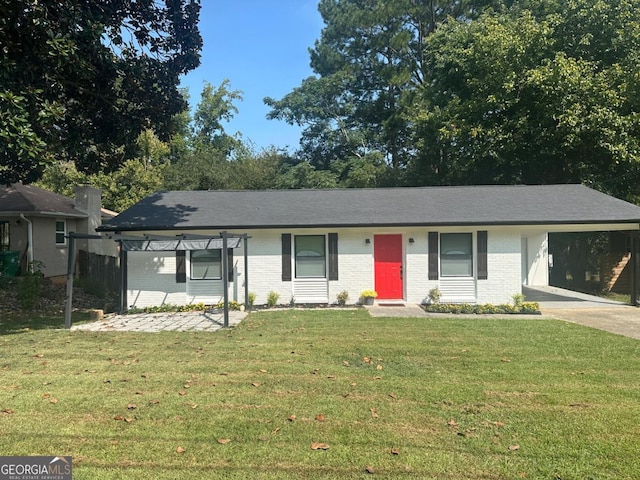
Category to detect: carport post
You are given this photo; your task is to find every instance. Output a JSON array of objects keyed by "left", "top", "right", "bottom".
[
  {"left": 243, "top": 234, "right": 249, "bottom": 309},
  {"left": 222, "top": 232, "right": 229, "bottom": 327},
  {"left": 64, "top": 233, "right": 76, "bottom": 329}
]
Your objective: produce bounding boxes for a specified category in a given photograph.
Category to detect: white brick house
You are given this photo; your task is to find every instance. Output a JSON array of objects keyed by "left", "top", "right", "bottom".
[{"left": 98, "top": 185, "right": 640, "bottom": 309}]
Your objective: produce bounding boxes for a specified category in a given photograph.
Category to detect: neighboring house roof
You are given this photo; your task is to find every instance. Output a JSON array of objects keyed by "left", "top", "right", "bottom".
[
  {"left": 99, "top": 184, "right": 640, "bottom": 232},
  {"left": 0, "top": 183, "right": 86, "bottom": 218}
]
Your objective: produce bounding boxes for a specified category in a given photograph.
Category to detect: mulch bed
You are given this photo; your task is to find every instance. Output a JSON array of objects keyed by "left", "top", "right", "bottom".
[{"left": 0, "top": 280, "right": 106, "bottom": 315}]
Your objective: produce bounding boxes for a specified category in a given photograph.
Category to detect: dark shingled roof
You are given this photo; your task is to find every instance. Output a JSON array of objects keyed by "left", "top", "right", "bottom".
[
  {"left": 0, "top": 183, "right": 85, "bottom": 217},
  {"left": 99, "top": 184, "right": 640, "bottom": 232}
]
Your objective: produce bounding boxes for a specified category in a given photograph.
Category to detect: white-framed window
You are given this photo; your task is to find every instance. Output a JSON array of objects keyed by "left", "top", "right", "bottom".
[
  {"left": 295, "top": 235, "right": 326, "bottom": 278},
  {"left": 190, "top": 250, "right": 221, "bottom": 280},
  {"left": 440, "top": 233, "right": 473, "bottom": 277},
  {"left": 55, "top": 220, "right": 66, "bottom": 245}
]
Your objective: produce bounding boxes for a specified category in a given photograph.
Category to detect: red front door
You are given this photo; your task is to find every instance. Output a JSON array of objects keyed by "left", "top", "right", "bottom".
[{"left": 374, "top": 234, "right": 403, "bottom": 299}]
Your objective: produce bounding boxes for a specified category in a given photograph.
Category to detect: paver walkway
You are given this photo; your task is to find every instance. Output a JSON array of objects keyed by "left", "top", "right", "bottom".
[{"left": 70, "top": 310, "right": 247, "bottom": 332}]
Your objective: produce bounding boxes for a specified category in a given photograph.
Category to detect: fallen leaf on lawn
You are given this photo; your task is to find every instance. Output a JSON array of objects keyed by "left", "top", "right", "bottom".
[
  {"left": 183, "top": 384, "right": 191, "bottom": 389},
  {"left": 259, "top": 369, "right": 267, "bottom": 373},
  {"left": 490, "top": 421, "right": 505, "bottom": 427},
  {"left": 310, "top": 442, "right": 330, "bottom": 450},
  {"left": 217, "top": 438, "right": 231, "bottom": 444},
  {"left": 376, "top": 364, "right": 383, "bottom": 370},
  {"left": 501, "top": 358, "right": 511, "bottom": 363},
  {"left": 315, "top": 414, "right": 325, "bottom": 422},
  {"left": 370, "top": 408, "right": 379, "bottom": 418},
  {"left": 374, "top": 376, "right": 382, "bottom": 380},
  {"left": 42, "top": 393, "right": 50, "bottom": 399},
  {"left": 114, "top": 415, "right": 124, "bottom": 421},
  {"left": 287, "top": 415, "right": 296, "bottom": 422},
  {"left": 272, "top": 427, "right": 280, "bottom": 434},
  {"left": 124, "top": 417, "right": 134, "bottom": 423},
  {"left": 365, "top": 465, "right": 376, "bottom": 473},
  {"left": 342, "top": 360, "right": 350, "bottom": 366},
  {"left": 447, "top": 419, "right": 458, "bottom": 427},
  {"left": 350, "top": 382, "right": 357, "bottom": 386},
  {"left": 389, "top": 393, "right": 398, "bottom": 399},
  {"left": 252, "top": 382, "right": 261, "bottom": 387},
  {"left": 49, "top": 398, "right": 58, "bottom": 404},
  {"left": 391, "top": 448, "right": 400, "bottom": 455},
  {"left": 33, "top": 354, "right": 44, "bottom": 358},
  {"left": 149, "top": 399, "right": 160, "bottom": 405},
  {"left": 176, "top": 446, "right": 186, "bottom": 453},
  {"left": 509, "top": 444, "right": 520, "bottom": 451},
  {"left": 2, "top": 409, "right": 14, "bottom": 414},
  {"left": 127, "top": 403, "right": 137, "bottom": 410},
  {"left": 327, "top": 375, "right": 336, "bottom": 379},
  {"left": 178, "top": 391, "right": 187, "bottom": 396},
  {"left": 363, "top": 356, "right": 371, "bottom": 363}
]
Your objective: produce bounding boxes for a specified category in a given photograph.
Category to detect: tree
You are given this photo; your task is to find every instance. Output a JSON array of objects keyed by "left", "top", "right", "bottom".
[
  {"left": 411, "top": 1, "right": 640, "bottom": 200},
  {"left": 193, "top": 80, "right": 244, "bottom": 155},
  {"left": 265, "top": 0, "right": 501, "bottom": 172},
  {"left": 0, "top": 0, "right": 202, "bottom": 184}
]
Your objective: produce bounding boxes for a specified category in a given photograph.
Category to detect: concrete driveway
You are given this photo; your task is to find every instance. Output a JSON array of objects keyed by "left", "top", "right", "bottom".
[{"left": 524, "top": 286, "right": 640, "bottom": 340}]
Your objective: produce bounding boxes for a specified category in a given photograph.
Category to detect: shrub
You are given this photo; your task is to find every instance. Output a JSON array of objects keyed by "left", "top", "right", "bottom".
[
  {"left": 427, "top": 287, "right": 442, "bottom": 304},
  {"left": 267, "top": 291, "right": 280, "bottom": 308},
  {"left": 247, "top": 292, "right": 256, "bottom": 310},
  {"left": 18, "top": 262, "right": 44, "bottom": 310},
  {"left": 336, "top": 290, "right": 349, "bottom": 306},
  {"left": 423, "top": 301, "right": 540, "bottom": 315}
]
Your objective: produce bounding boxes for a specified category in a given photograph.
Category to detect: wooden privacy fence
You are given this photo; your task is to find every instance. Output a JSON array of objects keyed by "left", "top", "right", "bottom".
[{"left": 76, "top": 249, "right": 120, "bottom": 298}]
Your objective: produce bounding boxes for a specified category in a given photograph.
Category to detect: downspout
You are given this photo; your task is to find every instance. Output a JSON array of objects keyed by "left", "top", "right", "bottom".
[{"left": 19, "top": 214, "right": 34, "bottom": 271}]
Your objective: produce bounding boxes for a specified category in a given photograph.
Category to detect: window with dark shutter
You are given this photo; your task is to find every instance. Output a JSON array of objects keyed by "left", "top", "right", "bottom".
[
  {"left": 328, "top": 233, "right": 338, "bottom": 281},
  {"left": 477, "top": 231, "right": 488, "bottom": 280},
  {"left": 176, "top": 250, "right": 186, "bottom": 283},
  {"left": 428, "top": 232, "right": 439, "bottom": 280},
  {"left": 227, "top": 248, "right": 234, "bottom": 282},
  {"left": 282, "top": 233, "right": 292, "bottom": 281}
]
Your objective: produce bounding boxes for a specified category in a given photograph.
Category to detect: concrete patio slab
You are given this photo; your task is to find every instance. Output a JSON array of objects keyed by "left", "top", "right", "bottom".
[{"left": 70, "top": 310, "right": 247, "bottom": 332}]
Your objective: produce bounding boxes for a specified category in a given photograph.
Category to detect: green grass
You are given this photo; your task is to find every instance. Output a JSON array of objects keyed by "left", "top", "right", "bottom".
[{"left": 1, "top": 310, "right": 640, "bottom": 479}]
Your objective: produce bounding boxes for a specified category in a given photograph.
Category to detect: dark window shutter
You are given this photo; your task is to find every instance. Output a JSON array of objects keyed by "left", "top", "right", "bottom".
[
  {"left": 176, "top": 250, "right": 186, "bottom": 283},
  {"left": 477, "top": 231, "right": 488, "bottom": 280},
  {"left": 282, "top": 234, "right": 292, "bottom": 281},
  {"left": 227, "top": 248, "right": 234, "bottom": 282},
  {"left": 428, "top": 232, "right": 439, "bottom": 280},
  {"left": 328, "top": 233, "right": 338, "bottom": 281}
]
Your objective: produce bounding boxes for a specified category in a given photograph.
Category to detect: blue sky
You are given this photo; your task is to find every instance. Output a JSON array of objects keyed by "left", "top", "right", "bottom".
[{"left": 179, "top": 1, "right": 324, "bottom": 152}]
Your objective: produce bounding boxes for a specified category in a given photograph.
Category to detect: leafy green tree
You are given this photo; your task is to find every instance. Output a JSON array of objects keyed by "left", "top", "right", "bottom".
[
  {"left": 265, "top": 0, "right": 500, "bottom": 172},
  {"left": 0, "top": 0, "right": 202, "bottom": 184},
  {"left": 411, "top": 1, "right": 640, "bottom": 200}
]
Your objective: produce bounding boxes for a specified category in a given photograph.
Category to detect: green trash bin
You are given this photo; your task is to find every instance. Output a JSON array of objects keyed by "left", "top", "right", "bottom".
[{"left": 0, "top": 250, "right": 20, "bottom": 277}]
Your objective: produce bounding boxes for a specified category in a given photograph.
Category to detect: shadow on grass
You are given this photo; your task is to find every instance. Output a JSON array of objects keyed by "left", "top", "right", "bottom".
[{"left": 0, "top": 311, "right": 92, "bottom": 335}]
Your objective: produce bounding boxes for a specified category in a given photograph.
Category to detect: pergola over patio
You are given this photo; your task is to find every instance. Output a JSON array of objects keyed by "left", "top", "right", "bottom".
[{"left": 65, "top": 232, "right": 249, "bottom": 329}]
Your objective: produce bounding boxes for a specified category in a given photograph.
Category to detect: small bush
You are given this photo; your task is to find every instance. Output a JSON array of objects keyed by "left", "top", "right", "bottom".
[
  {"left": 424, "top": 301, "right": 540, "bottom": 315},
  {"left": 336, "top": 290, "right": 349, "bottom": 306},
  {"left": 267, "top": 291, "right": 280, "bottom": 308},
  {"left": 427, "top": 287, "right": 442, "bottom": 304},
  {"left": 18, "top": 262, "right": 44, "bottom": 310},
  {"left": 247, "top": 292, "right": 256, "bottom": 310},
  {"left": 213, "top": 300, "right": 242, "bottom": 311}
]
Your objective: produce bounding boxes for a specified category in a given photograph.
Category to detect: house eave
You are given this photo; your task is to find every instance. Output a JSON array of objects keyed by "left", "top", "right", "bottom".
[{"left": 97, "top": 220, "right": 640, "bottom": 233}]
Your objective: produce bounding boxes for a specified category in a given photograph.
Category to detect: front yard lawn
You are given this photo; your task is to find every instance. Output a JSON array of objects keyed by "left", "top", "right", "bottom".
[{"left": 1, "top": 310, "right": 639, "bottom": 479}]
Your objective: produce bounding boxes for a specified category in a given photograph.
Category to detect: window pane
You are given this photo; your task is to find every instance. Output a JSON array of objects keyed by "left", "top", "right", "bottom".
[
  {"left": 441, "top": 233, "right": 472, "bottom": 277},
  {"left": 55, "top": 221, "right": 66, "bottom": 245},
  {"left": 295, "top": 235, "right": 326, "bottom": 278},
  {"left": 191, "top": 250, "right": 221, "bottom": 280}
]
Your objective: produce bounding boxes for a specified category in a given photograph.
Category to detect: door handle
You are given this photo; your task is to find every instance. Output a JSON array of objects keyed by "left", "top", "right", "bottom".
[{"left": 400, "top": 265, "right": 403, "bottom": 280}]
